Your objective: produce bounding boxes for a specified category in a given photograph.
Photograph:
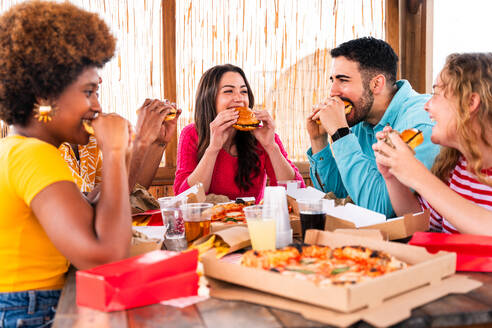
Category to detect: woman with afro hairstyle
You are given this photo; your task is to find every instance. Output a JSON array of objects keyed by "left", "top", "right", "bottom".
[
  {"left": 174, "top": 64, "right": 304, "bottom": 201},
  {"left": 373, "top": 53, "right": 492, "bottom": 235},
  {"left": 0, "top": 2, "right": 133, "bottom": 326}
]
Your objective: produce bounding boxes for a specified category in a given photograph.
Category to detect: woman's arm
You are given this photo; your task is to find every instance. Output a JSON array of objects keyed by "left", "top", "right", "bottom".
[
  {"left": 184, "top": 110, "right": 238, "bottom": 193},
  {"left": 375, "top": 132, "right": 492, "bottom": 235},
  {"left": 30, "top": 114, "right": 133, "bottom": 269},
  {"left": 253, "top": 110, "right": 299, "bottom": 182},
  {"left": 128, "top": 99, "right": 176, "bottom": 190}
]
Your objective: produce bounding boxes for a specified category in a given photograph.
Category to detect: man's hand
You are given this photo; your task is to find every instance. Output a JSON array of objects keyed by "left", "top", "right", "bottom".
[
  {"left": 306, "top": 105, "right": 329, "bottom": 154},
  {"left": 134, "top": 99, "right": 174, "bottom": 147},
  {"left": 312, "top": 96, "right": 349, "bottom": 136},
  {"left": 155, "top": 102, "right": 181, "bottom": 145}
]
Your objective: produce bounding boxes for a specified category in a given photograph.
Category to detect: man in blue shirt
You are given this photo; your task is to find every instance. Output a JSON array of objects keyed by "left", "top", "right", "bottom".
[{"left": 307, "top": 37, "right": 440, "bottom": 217}]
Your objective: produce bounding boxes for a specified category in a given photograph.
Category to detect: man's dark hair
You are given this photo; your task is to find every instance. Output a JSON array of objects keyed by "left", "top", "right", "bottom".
[{"left": 330, "top": 37, "right": 398, "bottom": 85}]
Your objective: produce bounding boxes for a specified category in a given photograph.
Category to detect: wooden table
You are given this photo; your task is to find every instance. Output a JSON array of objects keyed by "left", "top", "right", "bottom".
[{"left": 53, "top": 269, "right": 492, "bottom": 328}]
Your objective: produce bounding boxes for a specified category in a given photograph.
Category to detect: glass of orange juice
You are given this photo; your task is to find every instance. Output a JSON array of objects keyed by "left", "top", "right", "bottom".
[
  {"left": 244, "top": 205, "right": 276, "bottom": 251},
  {"left": 180, "top": 203, "right": 213, "bottom": 243}
]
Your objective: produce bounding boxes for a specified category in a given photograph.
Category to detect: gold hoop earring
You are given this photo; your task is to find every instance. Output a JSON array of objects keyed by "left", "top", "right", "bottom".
[{"left": 33, "top": 99, "right": 57, "bottom": 123}]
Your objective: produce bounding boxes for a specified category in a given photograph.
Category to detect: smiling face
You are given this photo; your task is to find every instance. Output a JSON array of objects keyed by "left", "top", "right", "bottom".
[
  {"left": 424, "top": 74, "right": 459, "bottom": 148},
  {"left": 329, "top": 56, "right": 374, "bottom": 127},
  {"left": 49, "top": 67, "right": 102, "bottom": 145},
  {"left": 215, "top": 71, "right": 249, "bottom": 114}
]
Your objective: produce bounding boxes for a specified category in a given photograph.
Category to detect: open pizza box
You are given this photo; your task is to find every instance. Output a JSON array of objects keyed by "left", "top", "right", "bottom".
[
  {"left": 204, "top": 230, "right": 481, "bottom": 327},
  {"left": 324, "top": 208, "right": 430, "bottom": 241},
  {"left": 204, "top": 230, "right": 468, "bottom": 312},
  {"left": 287, "top": 188, "right": 429, "bottom": 240}
]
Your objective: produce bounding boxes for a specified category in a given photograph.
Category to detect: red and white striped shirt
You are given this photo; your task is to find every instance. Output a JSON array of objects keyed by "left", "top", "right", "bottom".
[{"left": 418, "top": 157, "right": 492, "bottom": 234}]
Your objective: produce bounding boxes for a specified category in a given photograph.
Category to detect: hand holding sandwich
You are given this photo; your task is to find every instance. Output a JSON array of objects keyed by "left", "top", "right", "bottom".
[
  {"left": 208, "top": 109, "right": 239, "bottom": 153},
  {"left": 312, "top": 96, "right": 350, "bottom": 136},
  {"left": 373, "top": 126, "right": 427, "bottom": 188},
  {"left": 134, "top": 99, "right": 178, "bottom": 147},
  {"left": 251, "top": 109, "right": 276, "bottom": 150}
]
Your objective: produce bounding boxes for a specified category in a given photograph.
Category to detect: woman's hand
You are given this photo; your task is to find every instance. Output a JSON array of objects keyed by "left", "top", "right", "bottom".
[
  {"left": 208, "top": 109, "right": 239, "bottom": 152},
  {"left": 92, "top": 113, "right": 130, "bottom": 153},
  {"left": 373, "top": 126, "right": 394, "bottom": 179},
  {"left": 252, "top": 110, "right": 276, "bottom": 150},
  {"left": 372, "top": 130, "right": 427, "bottom": 189}
]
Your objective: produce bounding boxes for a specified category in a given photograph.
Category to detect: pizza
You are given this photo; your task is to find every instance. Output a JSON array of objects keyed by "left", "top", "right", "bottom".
[
  {"left": 241, "top": 245, "right": 407, "bottom": 286},
  {"left": 209, "top": 203, "right": 247, "bottom": 223}
]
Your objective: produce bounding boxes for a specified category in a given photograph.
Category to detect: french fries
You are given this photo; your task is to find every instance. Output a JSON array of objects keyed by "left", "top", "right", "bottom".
[{"left": 188, "top": 235, "right": 230, "bottom": 259}]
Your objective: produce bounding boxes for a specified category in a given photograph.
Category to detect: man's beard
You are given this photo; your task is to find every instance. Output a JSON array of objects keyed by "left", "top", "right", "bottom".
[{"left": 346, "top": 87, "right": 374, "bottom": 127}]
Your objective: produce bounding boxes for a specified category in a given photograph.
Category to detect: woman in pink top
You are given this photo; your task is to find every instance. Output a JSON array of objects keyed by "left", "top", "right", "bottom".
[{"left": 174, "top": 64, "right": 305, "bottom": 201}]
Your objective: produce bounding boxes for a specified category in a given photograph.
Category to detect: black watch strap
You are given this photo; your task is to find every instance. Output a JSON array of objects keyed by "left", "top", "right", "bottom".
[{"left": 331, "top": 127, "right": 351, "bottom": 142}]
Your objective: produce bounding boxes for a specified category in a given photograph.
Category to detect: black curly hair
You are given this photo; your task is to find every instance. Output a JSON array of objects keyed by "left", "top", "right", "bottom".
[
  {"left": 330, "top": 37, "right": 398, "bottom": 85},
  {"left": 194, "top": 64, "right": 261, "bottom": 191},
  {"left": 0, "top": 1, "right": 116, "bottom": 126}
]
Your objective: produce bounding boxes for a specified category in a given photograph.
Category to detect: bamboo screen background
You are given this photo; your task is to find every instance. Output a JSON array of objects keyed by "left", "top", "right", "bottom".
[{"left": 1, "top": 0, "right": 385, "bottom": 161}]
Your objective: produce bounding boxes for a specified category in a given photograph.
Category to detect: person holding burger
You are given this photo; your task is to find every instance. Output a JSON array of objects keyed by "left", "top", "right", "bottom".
[
  {"left": 174, "top": 64, "right": 305, "bottom": 201},
  {"left": 0, "top": 1, "right": 134, "bottom": 325},
  {"left": 59, "top": 93, "right": 180, "bottom": 200},
  {"left": 307, "top": 37, "right": 440, "bottom": 217},
  {"left": 373, "top": 53, "right": 492, "bottom": 234}
]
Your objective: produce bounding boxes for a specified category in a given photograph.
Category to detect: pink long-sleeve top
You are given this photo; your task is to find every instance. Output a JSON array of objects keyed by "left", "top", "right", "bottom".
[{"left": 174, "top": 124, "right": 305, "bottom": 202}]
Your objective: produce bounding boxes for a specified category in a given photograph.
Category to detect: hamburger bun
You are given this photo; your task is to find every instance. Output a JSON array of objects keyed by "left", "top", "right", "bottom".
[
  {"left": 384, "top": 128, "right": 423, "bottom": 152},
  {"left": 316, "top": 100, "right": 353, "bottom": 125},
  {"left": 164, "top": 107, "right": 177, "bottom": 121},
  {"left": 232, "top": 107, "right": 260, "bottom": 131},
  {"left": 400, "top": 128, "right": 423, "bottom": 150},
  {"left": 82, "top": 120, "right": 94, "bottom": 135}
]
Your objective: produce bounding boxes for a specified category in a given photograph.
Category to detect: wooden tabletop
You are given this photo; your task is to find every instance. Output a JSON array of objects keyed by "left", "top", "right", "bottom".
[{"left": 53, "top": 269, "right": 492, "bottom": 328}]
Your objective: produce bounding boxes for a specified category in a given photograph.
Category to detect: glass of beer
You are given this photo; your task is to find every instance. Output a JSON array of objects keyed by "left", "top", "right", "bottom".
[
  {"left": 180, "top": 203, "right": 213, "bottom": 243},
  {"left": 297, "top": 199, "right": 325, "bottom": 240},
  {"left": 244, "top": 205, "right": 276, "bottom": 251}
]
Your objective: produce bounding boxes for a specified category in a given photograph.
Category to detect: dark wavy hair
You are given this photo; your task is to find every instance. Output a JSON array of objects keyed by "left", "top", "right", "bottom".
[
  {"left": 0, "top": 1, "right": 116, "bottom": 126},
  {"left": 194, "top": 64, "right": 261, "bottom": 191},
  {"left": 330, "top": 37, "right": 398, "bottom": 85}
]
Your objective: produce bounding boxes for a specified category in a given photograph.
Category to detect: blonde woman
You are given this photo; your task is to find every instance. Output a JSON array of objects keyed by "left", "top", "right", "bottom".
[{"left": 373, "top": 53, "right": 492, "bottom": 235}]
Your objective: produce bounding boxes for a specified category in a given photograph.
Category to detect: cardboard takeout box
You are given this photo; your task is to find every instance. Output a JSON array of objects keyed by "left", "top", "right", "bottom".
[
  {"left": 324, "top": 210, "right": 430, "bottom": 240},
  {"left": 202, "top": 229, "right": 456, "bottom": 313},
  {"left": 192, "top": 226, "right": 251, "bottom": 256},
  {"left": 76, "top": 250, "right": 199, "bottom": 311}
]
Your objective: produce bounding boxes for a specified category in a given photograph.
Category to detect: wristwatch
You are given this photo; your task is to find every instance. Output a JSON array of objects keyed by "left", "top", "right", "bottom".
[{"left": 330, "top": 127, "right": 351, "bottom": 142}]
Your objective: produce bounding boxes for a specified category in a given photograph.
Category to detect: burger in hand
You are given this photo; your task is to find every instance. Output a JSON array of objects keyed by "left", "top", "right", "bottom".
[
  {"left": 316, "top": 100, "right": 353, "bottom": 125},
  {"left": 384, "top": 128, "right": 423, "bottom": 152},
  {"left": 232, "top": 106, "right": 260, "bottom": 131},
  {"left": 164, "top": 107, "right": 177, "bottom": 121}
]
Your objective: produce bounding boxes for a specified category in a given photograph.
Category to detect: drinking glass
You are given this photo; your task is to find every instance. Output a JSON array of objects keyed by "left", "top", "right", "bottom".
[
  {"left": 277, "top": 180, "right": 301, "bottom": 191},
  {"left": 297, "top": 199, "right": 325, "bottom": 240},
  {"left": 180, "top": 203, "right": 213, "bottom": 243},
  {"left": 244, "top": 205, "right": 276, "bottom": 251},
  {"left": 157, "top": 196, "right": 185, "bottom": 240}
]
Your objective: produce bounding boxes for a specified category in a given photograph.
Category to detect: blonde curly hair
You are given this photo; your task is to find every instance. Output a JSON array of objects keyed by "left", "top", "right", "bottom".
[
  {"left": 431, "top": 53, "right": 492, "bottom": 186},
  {"left": 0, "top": 0, "right": 116, "bottom": 126}
]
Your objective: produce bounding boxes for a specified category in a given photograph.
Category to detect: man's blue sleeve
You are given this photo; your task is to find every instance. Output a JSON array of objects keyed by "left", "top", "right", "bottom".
[
  {"left": 332, "top": 133, "right": 396, "bottom": 217},
  {"left": 307, "top": 146, "right": 348, "bottom": 198}
]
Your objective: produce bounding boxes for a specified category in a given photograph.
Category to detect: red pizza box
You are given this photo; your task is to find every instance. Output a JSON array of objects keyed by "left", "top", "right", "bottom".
[
  {"left": 409, "top": 231, "right": 492, "bottom": 272},
  {"left": 202, "top": 229, "right": 456, "bottom": 313},
  {"left": 76, "top": 250, "right": 199, "bottom": 311}
]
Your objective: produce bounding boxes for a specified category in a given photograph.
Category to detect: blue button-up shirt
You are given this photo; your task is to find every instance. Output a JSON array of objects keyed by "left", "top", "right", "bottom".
[{"left": 307, "top": 80, "right": 440, "bottom": 217}]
